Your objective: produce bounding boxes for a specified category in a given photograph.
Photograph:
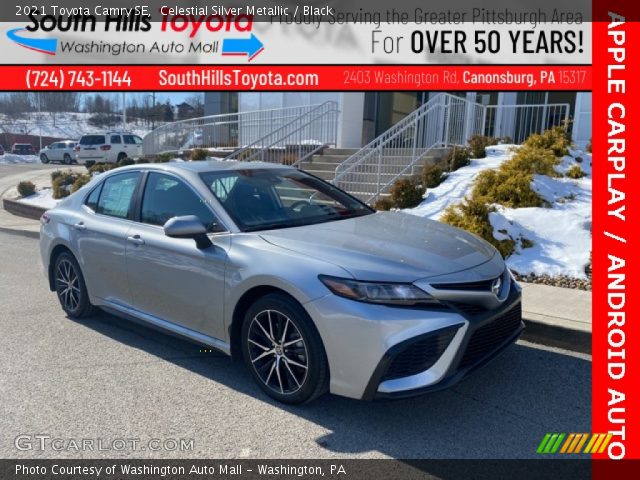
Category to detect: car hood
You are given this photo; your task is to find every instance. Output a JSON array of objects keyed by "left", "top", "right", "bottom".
[{"left": 260, "top": 211, "right": 498, "bottom": 282}]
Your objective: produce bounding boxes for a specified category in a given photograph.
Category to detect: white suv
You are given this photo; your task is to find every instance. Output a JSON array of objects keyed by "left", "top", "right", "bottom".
[
  {"left": 75, "top": 132, "right": 143, "bottom": 165},
  {"left": 39, "top": 140, "right": 77, "bottom": 165}
]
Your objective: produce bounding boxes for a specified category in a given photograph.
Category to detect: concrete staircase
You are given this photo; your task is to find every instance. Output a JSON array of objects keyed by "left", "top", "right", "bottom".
[
  {"left": 298, "top": 148, "right": 359, "bottom": 182},
  {"left": 299, "top": 147, "right": 450, "bottom": 200}
]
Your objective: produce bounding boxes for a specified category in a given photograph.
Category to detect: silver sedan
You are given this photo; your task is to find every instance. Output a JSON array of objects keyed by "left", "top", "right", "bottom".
[{"left": 40, "top": 161, "right": 523, "bottom": 404}]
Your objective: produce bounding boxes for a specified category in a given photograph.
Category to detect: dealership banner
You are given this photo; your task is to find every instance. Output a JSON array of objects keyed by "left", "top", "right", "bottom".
[{"left": 0, "top": 0, "right": 638, "bottom": 478}]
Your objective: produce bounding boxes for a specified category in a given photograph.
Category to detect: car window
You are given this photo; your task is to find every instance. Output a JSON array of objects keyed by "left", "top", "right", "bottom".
[
  {"left": 123, "top": 135, "right": 142, "bottom": 145},
  {"left": 49, "top": 143, "right": 58, "bottom": 149},
  {"left": 141, "top": 172, "right": 220, "bottom": 231},
  {"left": 110, "top": 135, "right": 122, "bottom": 144},
  {"left": 96, "top": 172, "right": 140, "bottom": 219},
  {"left": 80, "top": 135, "right": 106, "bottom": 145},
  {"left": 85, "top": 183, "right": 103, "bottom": 212}
]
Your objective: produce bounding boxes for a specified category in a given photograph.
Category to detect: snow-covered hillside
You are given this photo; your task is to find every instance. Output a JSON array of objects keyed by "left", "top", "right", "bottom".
[
  {"left": 0, "top": 112, "right": 150, "bottom": 140},
  {"left": 407, "top": 145, "right": 592, "bottom": 280}
]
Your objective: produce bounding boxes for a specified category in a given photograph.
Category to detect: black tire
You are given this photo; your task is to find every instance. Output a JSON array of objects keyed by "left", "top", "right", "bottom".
[
  {"left": 40, "top": 154, "right": 49, "bottom": 164},
  {"left": 63, "top": 153, "right": 72, "bottom": 165},
  {"left": 53, "top": 252, "right": 95, "bottom": 319},
  {"left": 117, "top": 153, "right": 127, "bottom": 163},
  {"left": 241, "top": 293, "right": 329, "bottom": 404}
]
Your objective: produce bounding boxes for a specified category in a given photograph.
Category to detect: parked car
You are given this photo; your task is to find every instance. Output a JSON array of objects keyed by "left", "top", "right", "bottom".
[
  {"left": 75, "top": 132, "right": 143, "bottom": 166},
  {"left": 11, "top": 143, "right": 36, "bottom": 155},
  {"left": 39, "top": 140, "right": 77, "bottom": 165},
  {"left": 40, "top": 162, "right": 522, "bottom": 404}
]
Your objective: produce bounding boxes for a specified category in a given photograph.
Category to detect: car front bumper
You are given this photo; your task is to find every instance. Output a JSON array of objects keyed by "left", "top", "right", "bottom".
[{"left": 304, "top": 282, "right": 523, "bottom": 400}]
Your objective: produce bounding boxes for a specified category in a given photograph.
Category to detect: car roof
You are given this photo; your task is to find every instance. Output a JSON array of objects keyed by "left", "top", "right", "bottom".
[{"left": 116, "top": 160, "right": 292, "bottom": 174}]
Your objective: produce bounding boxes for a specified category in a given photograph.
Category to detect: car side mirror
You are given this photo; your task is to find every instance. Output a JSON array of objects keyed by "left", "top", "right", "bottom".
[{"left": 163, "top": 215, "right": 212, "bottom": 249}]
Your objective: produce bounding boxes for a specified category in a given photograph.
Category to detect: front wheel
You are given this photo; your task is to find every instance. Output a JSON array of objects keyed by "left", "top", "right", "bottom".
[
  {"left": 40, "top": 154, "right": 49, "bottom": 164},
  {"left": 53, "top": 252, "right": 95, "bottom": 318},
  {"left": 241, "top": 293, "right": 329, "bottom": 404}
]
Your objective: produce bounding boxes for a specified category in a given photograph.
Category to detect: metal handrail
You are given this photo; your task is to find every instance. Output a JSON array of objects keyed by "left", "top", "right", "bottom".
[
  {"left": 224, "top": 101, "right": 339, "bottom": 166},
  {"left": 142, "top": 103, "right": 337, "bottom": 157},
  {"left": 333, "top": 93, "right": 570, "bottom": 203}
]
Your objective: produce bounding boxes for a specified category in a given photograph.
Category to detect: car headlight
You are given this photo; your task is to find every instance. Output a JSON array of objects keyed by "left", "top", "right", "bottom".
[{"left": 319, "top": 275, "right": 439, "bottom": 306}]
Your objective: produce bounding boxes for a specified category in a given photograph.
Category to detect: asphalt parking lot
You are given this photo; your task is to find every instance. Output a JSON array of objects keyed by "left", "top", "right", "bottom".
[{"left": 0, "top": 228, "right": 591, "bottom": 460}]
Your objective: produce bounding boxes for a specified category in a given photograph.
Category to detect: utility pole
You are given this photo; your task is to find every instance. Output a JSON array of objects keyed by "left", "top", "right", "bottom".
[
  {"left": 145, "top": 93, "right": 157, "bottom": 130},
  {"left": 122, "top": 92, "right": 126, "bottom": 130},
  {"left": 38, "top": 92, "right": 42, "bottom": 151},
  {"left": 151, "top": 92, "right": 156, "bottom": 130}
]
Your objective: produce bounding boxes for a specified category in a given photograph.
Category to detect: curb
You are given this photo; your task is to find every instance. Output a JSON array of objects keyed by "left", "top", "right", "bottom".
[
  {"left": 0, "top": 226, "right": 40, "bottom": 239},
  {"left": 521, "top": 317, "right": 591, "bottom": 355},
  {"left": 2, "top": 197, "right": 47, "bottom": 221}
]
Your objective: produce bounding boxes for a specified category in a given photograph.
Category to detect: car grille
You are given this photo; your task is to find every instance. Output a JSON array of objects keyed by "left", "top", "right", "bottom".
[
  {"left": 431, "top": 279, "right": 496, "bottom": 291},
  {"left": 382, "top": 327, "right": 459, "bottom": 381},
  {"left": 448, "top": 302, "right": 488, "bottom": 317},
  {"left": 459, "top": 302, "right": 522, "bottom": 369}
]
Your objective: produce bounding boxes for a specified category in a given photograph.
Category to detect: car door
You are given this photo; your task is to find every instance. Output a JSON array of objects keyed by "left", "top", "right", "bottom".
[
  {"left": 63, "top": 142, "right": 75, "bottom": 159},
  {"left": 46, "top": 143, "right": 58, "bottom": 161},
  {"left": 123, "top": 135, "right": 143, "bottom": 158},
  {"left": 56, "top": 142, "right": 67, "bottom": 161},
  {"left": 73, "top": 171, "right": 141, "bottom": 307},
  {"left": 125, "top": 171, "right": 229, "bottom": 340}
]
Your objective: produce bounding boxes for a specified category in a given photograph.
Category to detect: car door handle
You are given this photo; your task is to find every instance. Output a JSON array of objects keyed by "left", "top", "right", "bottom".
[
  {"left": 72, "top": 222, "right": 87, "bottom": 231},
  {"left": 127, "top": 235, "right": 145, "bottom": 245}
]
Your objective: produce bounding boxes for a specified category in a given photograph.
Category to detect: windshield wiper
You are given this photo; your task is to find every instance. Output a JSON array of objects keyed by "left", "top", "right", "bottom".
[{"left": 243, "top": 221, "right": 301, "bottom": 232}]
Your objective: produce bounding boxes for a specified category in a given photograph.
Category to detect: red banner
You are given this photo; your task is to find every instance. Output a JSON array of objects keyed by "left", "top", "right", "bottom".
[
  {"left": 592, "top": 3, "right": 639, "bottom": 473},
  {"left": 0, "top": 65, "right": 590, "bottom": 91}
]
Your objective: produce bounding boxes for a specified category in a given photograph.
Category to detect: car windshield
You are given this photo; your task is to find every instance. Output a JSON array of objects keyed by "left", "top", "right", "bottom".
[{"left": 200, "top": 168, "right": 373, "bottom": 232}]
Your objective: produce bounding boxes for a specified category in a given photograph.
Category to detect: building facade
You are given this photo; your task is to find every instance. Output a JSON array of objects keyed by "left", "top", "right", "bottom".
[{"left": 205, "top": 91, "right": 592, "bottom": 149}]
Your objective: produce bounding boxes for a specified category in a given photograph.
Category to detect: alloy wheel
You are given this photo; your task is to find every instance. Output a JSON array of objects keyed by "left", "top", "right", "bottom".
[
  {"left": 247, "top": 309, "right": 309, "bottom": 395},
  {"left": 56, "top": 259, "right": 81, "bottom": 312}
]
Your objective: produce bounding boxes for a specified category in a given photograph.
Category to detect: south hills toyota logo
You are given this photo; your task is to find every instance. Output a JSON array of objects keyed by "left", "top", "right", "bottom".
[
  {"left": 7, "top": 10, "right": 151, "bottom": 56},
  {"left": 7, "top": 10, "right": 264, "bottom": 60},
  {"left": 7, "top": 27, "right": 57, "bottom": 55}
]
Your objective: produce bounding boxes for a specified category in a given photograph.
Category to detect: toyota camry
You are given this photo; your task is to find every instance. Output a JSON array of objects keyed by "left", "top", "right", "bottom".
[{"left": 40, "top": 161, "right": 523, "bottom": 404}]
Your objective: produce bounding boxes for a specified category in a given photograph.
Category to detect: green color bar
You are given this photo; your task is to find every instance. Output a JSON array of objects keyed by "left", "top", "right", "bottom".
[
  {"left": 544, "top": 434, "right": 559, "bottom": 454},
  {"left": 551, "top": 433, "right": 566, "bottom": 453},
  {"left": 537, "top": 434, "right": 552, "bottom": 454}
]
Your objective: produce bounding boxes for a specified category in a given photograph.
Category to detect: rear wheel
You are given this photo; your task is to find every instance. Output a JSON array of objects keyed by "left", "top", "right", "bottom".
[
  {"left": 63, "top": 153, "right": 72, "bottom": 165},
  {"left": 53, "top": 252, "right": 95, "bottom": 318},
  {"left": 40, "top": 154, "right": 49, "bottom": 164},
  {"left": 241, "top": 293, "right": 329, "bottom": 404},
  {"left": 117, "top": 153, "right": 127, "bottom": 163}
]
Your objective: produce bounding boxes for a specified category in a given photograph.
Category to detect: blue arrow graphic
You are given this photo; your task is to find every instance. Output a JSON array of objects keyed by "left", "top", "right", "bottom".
[
  {"left": 7, "top": 28, "right": 57, "bottom": 55},
  {"left": 222, "top": 33, "right": 264, "bottom": 61}
]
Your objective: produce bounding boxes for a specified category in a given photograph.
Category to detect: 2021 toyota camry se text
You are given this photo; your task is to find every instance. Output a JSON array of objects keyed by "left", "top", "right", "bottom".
[{"left": 40, "top": 161, "right": 523, "bottom": 404}]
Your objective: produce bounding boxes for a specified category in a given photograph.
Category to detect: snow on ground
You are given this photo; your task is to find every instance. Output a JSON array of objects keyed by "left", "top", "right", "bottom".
[
  {"left": 408, "top": 144, "right": 515, "bottom": 219},
  {"left": 17, "top": 188, "right": 59, "bottom": 209},
  {"left": 0, "top": 154, "right": 39, "bottom": 165},
  {"left": 0, "top": 112, "right": 150, "bottom": 140},
  {"left": 407, "top": 145, "right": 592, "bottom": 279}
]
